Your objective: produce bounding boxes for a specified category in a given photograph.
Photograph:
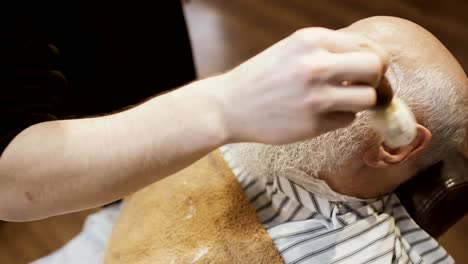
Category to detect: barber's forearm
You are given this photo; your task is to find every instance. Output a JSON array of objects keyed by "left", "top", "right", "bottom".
[
  {"left": 0, "top": 76, "right": 228, "bottom": 221},
  {"left": 0, "top": 27, "right": 389, "bottom": 221}
]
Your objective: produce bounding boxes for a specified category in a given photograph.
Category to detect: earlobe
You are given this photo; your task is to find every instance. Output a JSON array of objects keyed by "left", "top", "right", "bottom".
[{"left": 363, "top": 124, "right": 432, "bottom": 168}]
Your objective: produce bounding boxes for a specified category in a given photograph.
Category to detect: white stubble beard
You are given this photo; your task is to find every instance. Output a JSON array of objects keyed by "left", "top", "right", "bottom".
[{"left": 226, "top": 113, "right": 374, "bottom": 196}]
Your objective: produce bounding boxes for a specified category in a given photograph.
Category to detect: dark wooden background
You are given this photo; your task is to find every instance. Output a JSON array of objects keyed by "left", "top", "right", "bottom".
[{"left": 1, "top": 1, "right": 466, "bottom": 263}]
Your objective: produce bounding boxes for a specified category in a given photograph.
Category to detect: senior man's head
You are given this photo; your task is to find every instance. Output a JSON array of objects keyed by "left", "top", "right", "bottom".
[{"left": 230, "top": 16, "right": 468, "bottom": 199}]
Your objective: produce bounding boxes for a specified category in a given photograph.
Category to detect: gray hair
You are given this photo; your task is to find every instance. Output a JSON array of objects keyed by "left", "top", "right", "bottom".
[{"left": 389, "top": 65, "right": 467, "bottom": 168}]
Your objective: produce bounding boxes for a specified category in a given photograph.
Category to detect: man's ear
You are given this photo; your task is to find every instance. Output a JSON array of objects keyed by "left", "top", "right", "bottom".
[{"left": 363, "top": 124, "right": 432, "bottom": 168}]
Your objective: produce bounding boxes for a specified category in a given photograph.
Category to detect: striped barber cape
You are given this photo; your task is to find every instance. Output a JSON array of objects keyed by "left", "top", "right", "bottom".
[{"left": 221, "top": 147, "right": 454, "bottom": 264}]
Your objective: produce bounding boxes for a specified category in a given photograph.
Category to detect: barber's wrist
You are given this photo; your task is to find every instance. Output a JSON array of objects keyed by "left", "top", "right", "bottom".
[
  {"left": 186, "top": 74, "right": 233, "bottom": 147},
  {"left": 209, "top": 72, "right": 249, "bottom": 145}
]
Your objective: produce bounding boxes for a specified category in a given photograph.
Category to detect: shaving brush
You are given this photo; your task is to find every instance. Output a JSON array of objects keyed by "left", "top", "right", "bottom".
[{"left": 371, "top": 76, "right": 417, "bottom": 149}]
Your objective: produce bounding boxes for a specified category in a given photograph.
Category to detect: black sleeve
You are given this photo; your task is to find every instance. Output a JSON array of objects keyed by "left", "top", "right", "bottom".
[
  {"left": 0, "top": 0, "right": 196, "bottom": 155},
  {"left": 0, "top": 60, "right": 66, "bottom": 155},
  {"left": 0, "top": 9, "right": 67, "bottom": 155}
]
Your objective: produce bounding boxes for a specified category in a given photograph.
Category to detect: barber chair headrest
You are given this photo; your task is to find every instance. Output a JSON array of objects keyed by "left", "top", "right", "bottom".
[{"left": 396, "top": 150, "right": 468, "bottom": 238}]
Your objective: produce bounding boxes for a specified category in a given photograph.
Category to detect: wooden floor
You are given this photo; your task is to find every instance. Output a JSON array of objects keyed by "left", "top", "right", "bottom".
[{"left": 1, "top": 0, "right": 467, "bottom": 263}]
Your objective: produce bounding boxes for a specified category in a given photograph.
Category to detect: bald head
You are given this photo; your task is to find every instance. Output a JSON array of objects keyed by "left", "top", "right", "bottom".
[
  {"left": 343, "top": 16, "right": 467, "bottom": 163},
  {"left": 343, "top": 16, "right": 466, "bottom": 84},
  {"left": 229, "top": 16, "right": 467, "bottom": 199}
]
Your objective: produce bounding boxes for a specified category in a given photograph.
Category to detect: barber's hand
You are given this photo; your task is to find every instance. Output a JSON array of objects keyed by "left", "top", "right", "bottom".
[{"left": 215, "top": 27, "right": 388, "bottom": 144}]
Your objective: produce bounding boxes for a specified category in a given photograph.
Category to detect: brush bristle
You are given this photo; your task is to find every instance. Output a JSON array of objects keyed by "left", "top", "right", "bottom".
[{"left": 371, "top": 98, "right": 417, "bottom": 149}]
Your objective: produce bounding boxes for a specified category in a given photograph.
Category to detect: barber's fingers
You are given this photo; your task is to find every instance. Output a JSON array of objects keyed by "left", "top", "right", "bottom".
[
  {"left": 296, "top": 28, "right": 388, "bottom": 60},
  {"left": 315, "top": 86, "right": 377, "bottom": 113},
  {"left": 328, "top": 51, "right": 384, "bottom": 87},
  {"left": 315, "top": 112, "right": 356, "bottom": 134}
]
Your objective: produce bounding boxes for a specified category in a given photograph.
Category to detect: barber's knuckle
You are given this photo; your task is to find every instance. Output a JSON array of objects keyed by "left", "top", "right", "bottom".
[
  {"left": 292, "top": 29, "right": 313, "bottom": 45},
  {"left": 293, "top": 27, "right": 329, "bottom": 45},
  {"left": 309, "top": 60, "right": 333, "bottom": 79},
  {"left": 297, "top": 60, "right": 332, "bottom": 84},
  {"left": 306, "top": 91, "right": 333, "bottom": 111},
  {"left": 313, "top": 27, "right": 332, "bottom": 35},
  {"left": 309, "top": 27, "right": 331, "bottom": 38}
]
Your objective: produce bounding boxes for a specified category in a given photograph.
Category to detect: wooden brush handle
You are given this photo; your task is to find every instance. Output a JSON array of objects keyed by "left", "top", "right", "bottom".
[{"left": 375, "top": 75, "right": 394, "bottom": 108}]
